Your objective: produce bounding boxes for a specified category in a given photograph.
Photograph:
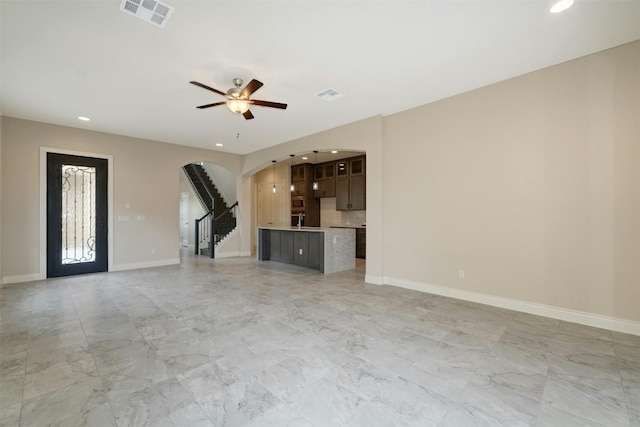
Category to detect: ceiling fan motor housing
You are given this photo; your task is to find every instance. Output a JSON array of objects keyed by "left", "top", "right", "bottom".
[{"left": 190, "top": 77, "right": 286, "bottom": 120}]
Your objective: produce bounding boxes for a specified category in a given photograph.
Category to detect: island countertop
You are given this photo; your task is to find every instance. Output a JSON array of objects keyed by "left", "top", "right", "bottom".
[
  {"left": 257, "top": 226, "right": 355, "bottom": 274},
  {"left": 258, "top": 226, "right": 338, "bottom": 232}
]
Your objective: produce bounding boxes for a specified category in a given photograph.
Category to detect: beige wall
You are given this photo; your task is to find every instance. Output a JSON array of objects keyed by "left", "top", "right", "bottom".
[
  {"left": 382, "top": 41, "right": 640, "bottom": 323},
  {"left": 1, "top": 117, "right": 243, "bottom": 281},
  {"left": 0, "top": 115, "right": 3, "bottom": 282}
]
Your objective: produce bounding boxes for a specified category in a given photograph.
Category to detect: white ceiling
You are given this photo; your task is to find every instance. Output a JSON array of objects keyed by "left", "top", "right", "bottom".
[{"left": 1, "top": 1, "right": 639, "bottom": 155}]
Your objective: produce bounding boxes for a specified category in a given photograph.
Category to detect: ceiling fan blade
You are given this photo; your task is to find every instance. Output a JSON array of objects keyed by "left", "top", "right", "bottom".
[
  {"left": 243, "top": 110, "right": 255, "bottom": 120},
  {"left": 190, "top": 81, "right": 228, "bottom": 97},
  {"left": 240, "top": 79, "right": 264, "bottom": 98},
  {"left": 196, "top": 101, "right": 226, "bottom": 109},
  {"left": 249, "top": 99, "right": 288, "bottom": 109}
]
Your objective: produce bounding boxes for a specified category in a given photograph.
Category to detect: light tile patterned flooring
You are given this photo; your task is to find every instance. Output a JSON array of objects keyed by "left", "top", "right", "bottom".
[{"left": 1, "top": 253, "right": 639, "bottom": 426}]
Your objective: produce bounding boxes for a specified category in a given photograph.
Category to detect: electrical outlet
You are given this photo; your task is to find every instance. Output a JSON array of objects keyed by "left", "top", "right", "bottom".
[{"left": 458, "top": 269, "right": 465, "bottom": 279}]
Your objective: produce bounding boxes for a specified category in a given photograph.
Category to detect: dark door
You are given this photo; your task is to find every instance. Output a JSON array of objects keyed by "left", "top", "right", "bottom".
[{"left": 47, "top": 153, "right": 108, "bottom": 277}]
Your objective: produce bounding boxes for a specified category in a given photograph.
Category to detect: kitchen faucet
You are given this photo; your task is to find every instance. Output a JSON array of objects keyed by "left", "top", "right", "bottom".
[{"left": 297, "top": 212, "right": 305, "bottom": 228}]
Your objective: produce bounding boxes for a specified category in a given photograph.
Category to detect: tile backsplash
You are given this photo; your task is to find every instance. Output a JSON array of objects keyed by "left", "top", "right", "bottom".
[{"left": 320, "top": 198, "right": 366, "bottom": 227}]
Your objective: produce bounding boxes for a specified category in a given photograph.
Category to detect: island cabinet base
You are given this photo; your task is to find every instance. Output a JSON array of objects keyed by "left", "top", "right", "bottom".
[
  {"left": 258, "top": 227, "right": 355, "bottom": 274},
  {"left": 262, "top": 229, "right": 324, "bottom": 271}
]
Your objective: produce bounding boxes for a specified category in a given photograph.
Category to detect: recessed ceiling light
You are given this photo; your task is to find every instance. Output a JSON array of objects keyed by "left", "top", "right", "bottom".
[
  {"left": 78, "top": 116, "right": 90, "bottom": 121},
  {"left": 302, "top": 156, "right": 308, "bottom": 160},
  {"left": 331, "top": 150, "right": 338, "bottom": 154},
  {"left": 550, "top": 0, "right": 573, "bottom": 13},
  {"left": 216, "top": 143, "right": 223, "bottom": 147}
]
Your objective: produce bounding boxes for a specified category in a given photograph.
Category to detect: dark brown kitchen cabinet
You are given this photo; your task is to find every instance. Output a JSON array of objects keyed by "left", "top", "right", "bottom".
[
  {"left": 335, "top": 156, "right": 366, "bottom": 210},
  {"left": 269, "top": 230, "right": 294, "bottom": 263},
  {"left": 356, "top": 228, "right": 366, "bottom": 259},
  {"left": 290, "top": 163, "right": 319, "bottom": 226},
  {"left": 291, "top": 164, "right": 306, "bottom": 197},
  {"left": 349, "top": 175, "right": 365, "bottom": 210},
  {"left": 292, "top": 232, "right": 322, "bottom": 269},
  {"left": 260, "top": 229, "right": 323, "bottom": 271},
  {"left": 314, "top": 163, "right": 335, "bottom": 180},
  {"left": 314, "top": 179, "right": 335, "bottom": 198},
  {"left": 336, "top": 160, "right": 349, "bottom": 177},
  {"left": 350, "top": 157, "right": 365, "bottom": 176},
  {"left": 313, "top": 162, "right": 336, "bottom": 198},
  {"left": 291, "top": 164, "right": 306, "bottom": 182}
]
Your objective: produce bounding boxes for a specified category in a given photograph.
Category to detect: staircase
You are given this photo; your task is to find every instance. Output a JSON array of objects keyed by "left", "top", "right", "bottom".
[{"left": 183, "top": 163, "right": 238, "bottom": 257}]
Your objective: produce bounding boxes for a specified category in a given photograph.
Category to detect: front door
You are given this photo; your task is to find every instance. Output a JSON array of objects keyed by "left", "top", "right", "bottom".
[{"left": 47, "top": 153, "right": 108, "bottom": 277}]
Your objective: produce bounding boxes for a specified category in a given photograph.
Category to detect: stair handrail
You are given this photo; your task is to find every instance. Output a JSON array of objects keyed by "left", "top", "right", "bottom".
[
  {"left": 194, "top": 202, "right": 239, "bottom": 258},
  {"left": 183, "top": 166, "right": 209, "bottom": 212},
  {"left": 214, "top": 201, "right": 238, "bottom": 222},
  {"left": 197, "top": 208, "right": 215, "bottom": 223}
]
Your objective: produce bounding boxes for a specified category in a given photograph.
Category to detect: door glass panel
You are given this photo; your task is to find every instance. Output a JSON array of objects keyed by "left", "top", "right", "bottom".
[
  {"left": 61, "top": 164, "right": 96, "bottom": 264},
  {"left": 325, "top": 164, "right": 334, "bottom": 178},
  {"left": 351, "top": 159, "right": 363, "bottom": 174}
]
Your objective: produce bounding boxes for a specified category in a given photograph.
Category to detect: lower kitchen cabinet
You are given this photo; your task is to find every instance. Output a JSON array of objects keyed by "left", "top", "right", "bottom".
[
  {"left": 293, "top": 232, "right": 323, "bottom": 269},
  {"left": 269, "top": 230, "right": 294, "bottom": 263},
  {"left": 356, "top": 228, "right": 366, "bottom": 259},
  {"left": 265, "top": 229, "right": 323, "bottom": 270},
  {"left": 258, "top": 227, "right": 355, "bottom": 274}
]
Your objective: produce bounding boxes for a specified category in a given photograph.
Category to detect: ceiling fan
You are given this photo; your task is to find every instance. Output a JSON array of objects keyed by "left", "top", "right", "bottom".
[{"left": 189, "top": 78, "right": 287, "bottom": 120}]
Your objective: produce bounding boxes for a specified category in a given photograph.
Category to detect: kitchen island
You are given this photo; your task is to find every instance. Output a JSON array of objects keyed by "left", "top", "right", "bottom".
[{"left": 257, "top": 226, "right": 355, "bottom": 274}]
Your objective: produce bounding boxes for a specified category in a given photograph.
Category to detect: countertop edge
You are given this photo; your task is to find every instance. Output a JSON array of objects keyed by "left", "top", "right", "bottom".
[{"left": 258, "top": 226, "right": 353, "bottom": 233}]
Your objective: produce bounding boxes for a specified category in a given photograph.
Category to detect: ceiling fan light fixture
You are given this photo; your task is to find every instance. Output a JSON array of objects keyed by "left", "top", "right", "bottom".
[
  {"left": 227, "top": 99, "right": 250, "bottom": 114},
  {"left": 550, "top": 0, "right": 574, "bottom": 13},
  {"left": 190, "top": 78, "right": 286, "bottom": 120}
]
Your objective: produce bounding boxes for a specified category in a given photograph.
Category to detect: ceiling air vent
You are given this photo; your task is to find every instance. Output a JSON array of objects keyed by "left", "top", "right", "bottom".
[
  {"left": 120, "top": 0, "right": 174, "bottom": 28},
  {"left": 316, "top": 88, "right": 345, "bottom": 101}
]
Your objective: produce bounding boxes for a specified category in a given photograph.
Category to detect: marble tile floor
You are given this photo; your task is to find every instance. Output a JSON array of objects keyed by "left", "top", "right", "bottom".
[{"left": 1, "top": 253, "right": 639, "bottom": 426}]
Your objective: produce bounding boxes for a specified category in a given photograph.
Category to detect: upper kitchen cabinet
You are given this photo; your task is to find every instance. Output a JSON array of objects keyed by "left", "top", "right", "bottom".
[
  {"left": 313, "top": 162, "right": 336, "bottom": 198},
  {"left": 314, "top": 162, "right": 334, "bottom": 180},
  {"left": 336, "top": 156, "right": 366, "bottom": 211},
  {"left": 291, "top": 164, "right": 306, "bottom": 182},
  {"left": 290, "top": 163, "right": 320, "bottom": 226},
  {"left": 290, "top": 164, "right": 306, "bottom": 197}
]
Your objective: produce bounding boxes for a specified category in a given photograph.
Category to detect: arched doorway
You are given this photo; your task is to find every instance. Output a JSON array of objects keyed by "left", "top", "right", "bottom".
[{"left": 179, "top": 161, "right": 240, "bottom": 258}]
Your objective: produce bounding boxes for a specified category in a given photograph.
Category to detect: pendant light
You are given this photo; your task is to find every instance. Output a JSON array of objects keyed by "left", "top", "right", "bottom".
[
  {"left": 312, "top": 151, "right": 319, "bottom": 191},
  {"left": 272, "top": 160, "right": 277, "bottom": 193},
  {"left": 290, "top": 154, "right": 295, "bottom": 192}
]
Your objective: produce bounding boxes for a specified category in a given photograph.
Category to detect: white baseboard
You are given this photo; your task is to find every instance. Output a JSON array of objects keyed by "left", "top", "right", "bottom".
[
  {"left": 2, "top": 273, "right": 45, "bottom": 285},
  {"left": 111, "top": 258, "right": 180, "bottom": 272},
  {"left": 212, "top": 251, "right": 253, "bottom": 259},
  {"left": 383, "top": 276, "right": 640, "bottom": 336},
  {"left": 365, "top": 274, "right": 383, "bottom": 285},
  {"left": 215, "top": 251, "right": 240, "bottom": 259}
]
